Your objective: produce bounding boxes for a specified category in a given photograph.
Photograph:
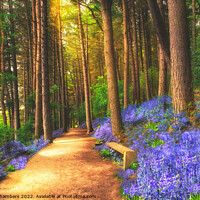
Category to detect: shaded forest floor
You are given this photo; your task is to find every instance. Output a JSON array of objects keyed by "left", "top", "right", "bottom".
[{"left": 0, "top": 128, "right": 123, "bottom": 200}]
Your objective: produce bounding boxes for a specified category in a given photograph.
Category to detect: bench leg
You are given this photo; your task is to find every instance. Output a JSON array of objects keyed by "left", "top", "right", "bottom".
[{"left": 123, "top": 151, "right": 137, "bottom": 171}]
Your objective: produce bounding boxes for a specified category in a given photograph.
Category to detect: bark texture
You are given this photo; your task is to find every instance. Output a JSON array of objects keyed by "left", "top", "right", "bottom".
[
  {"left": 0, "top": 2, "right": 7, "bottom": 126},
  {"left": 192, "top": 0, "right": 196, "bottom": 50},
  {"left": 57, "top": 0, "right": 68, "bottom": 131},
  {"left": 77, "top": 0, "right": 93, "bottom": 134},
  {"left": 168, "top": 0, "right": 194, "bottom": 113},
  {"left": 9, "top": 0, "right": 20, "bottom": 132},
  {"left": 128, "top": 22, "right": 136, "bottom": 104},
  {"left": 131, "top": 0, "right": 140, "bottom": 105},
  {"left": 41, "top": 0, "right": 52, "bottom": 142},
  {"left": 146, "top": 0, "right": 170, "bottom": 65},
  {"left": 35, "top": 0, "right": 43, "bottom": 138},
  {"left": 122, "top": 0, "right": 129, "bottom": 108},
  {"left": 157, "top": 0, "right": 167, "bottom": 96},
  {"left": 32, "top": 0, "right": 37, "bottom": 92},
  {"left": 141, "top": 10, "right": 150, "bottom": 101},
  {"left": 100, "top": 0, "right": 124, "bottom": 138}
]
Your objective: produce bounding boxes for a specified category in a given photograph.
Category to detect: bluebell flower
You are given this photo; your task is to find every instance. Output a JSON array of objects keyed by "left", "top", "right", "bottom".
[{"left": 0, "top": 165, "right": 7, "bottom": 179}]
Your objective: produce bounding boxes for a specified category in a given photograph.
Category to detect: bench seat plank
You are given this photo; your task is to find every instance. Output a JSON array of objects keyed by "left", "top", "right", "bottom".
[
  {"left": 106, "top": 142, "right": 133, "bottom": 154},
  {"left": 106, "top": 142, "right": 137, "bottom": 171}
]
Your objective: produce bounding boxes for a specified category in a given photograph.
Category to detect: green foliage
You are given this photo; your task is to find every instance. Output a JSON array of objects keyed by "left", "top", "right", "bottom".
[
  {"left": 139, "top": 67, "right": 159, "bottom": 101},
  {"left": 100, "top": 149, "right": 111, "bottom": 158},
  {"left": 95, "top": 139, "right": 101, "bottom": 144},
  {"left": 118, "top": 80, "right": 124, "bottom": 109},
  {"left": 148, "top": 138, "right": 165, "bottom": 148},
  {"left": 50, "top": 101, "right": 58, "bottom": 110},
  {"left": 130, "top": 161, "right": 140, "bottom": 170},
  {"left": 0, "top": 72, "right": 17, "bottom": 84},
  {"left": 50, "top": 84, "right": 59, "bottom": 96},
  {"left": 189, "top": 193, "right": 200, "bottom": 200},
  {"left": 15, "top": 120, "right": 35, "bottom": 146},
  {"left": 191, "top": 28, "right": 200, "bottom": 88},
  {"left": 145, "top": 122, "right": 159, "bottom": 131},
  {"left": 120, "top": 188, "right": 145, "bottom": 200},
  {"left": 91, "top": 76, "right": 108, "bottom": 118},
  {"left": 6, "top": 165, "right": 15, "bottom": 172},
  {"left": 6, "top": 99, "right": 14, "bottom": 109},
  {"left": 73, "top": 103, "right": 86, "bottom": 125},
  {"left": 0, "top": 123, "right": 14, "bottom": 146},
  {"left": 90, "top": 77, "right": 127, "bottom": 119},
  {"left": 26, "top": 93, "right": 36, "bottom": 110},
  {"left": 117, "top": 175, "right": 123, "bottom": 180}
]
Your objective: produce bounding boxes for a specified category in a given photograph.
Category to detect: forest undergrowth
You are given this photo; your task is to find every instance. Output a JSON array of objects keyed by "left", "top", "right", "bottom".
[
  {"left": 1, "top": 92, "right": 200, "bottom": 199},
  {"left": 79, "top": 91, "right": 200, "bottom": 200}
]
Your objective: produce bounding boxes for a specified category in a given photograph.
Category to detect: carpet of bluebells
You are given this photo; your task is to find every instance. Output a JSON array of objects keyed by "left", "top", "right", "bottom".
[
  {"left": 0, "top": 128, "right": 63, "bottom": 180},
  {"left": 81, "top": 93, "right": 200, "bottom": 199}
]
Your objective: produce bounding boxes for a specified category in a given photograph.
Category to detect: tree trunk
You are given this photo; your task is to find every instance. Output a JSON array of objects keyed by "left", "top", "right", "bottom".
[
  {"left": 157, "top": 0, "right": 167, "bottom": 96},
  {"left": 5, "top": 84, "right": 12, "bottom": 127},
  {"left": 141, "top": 10, "right": 150, "bottom": 101},
  {"left": 77, "top": 0, "right": 93, "bottom": 134},
  {"left": 52, "top": 23, "right": 56, "bottom": 130},
  {"left": 65, "top": 68, "right": 70, "bottom": 129},
  {"left": 35, "top": 0, "right": 43, "bottom": 138},
  {"left": 23, "top": 60, "right": 28, "bottom": 124},
  {"left": 58, "top": 0, "right": 67, "bottom": 132},
  {"left": 131, "top": 0, "right": 140, "bottom": 105},
  {"left": 138, "top": 15, "right": 143, "bottom": 73},
  {"left": 7, "top": 42, "right": 14, "bottom": 128},
  {"left": 87, "top": 64, "right": 93, "bottom": 121},
  {"left": 85, "top": 17, "right": 93, "bottom": 121},
  {"left": 168, "top": 0, "right": 194, "bottom": 113},
  {"left": 192, "top": 0, "right": 196, "bottom": 51},
  {"left": 158, "top": 39, "right": 167, "bottom": 96},
  {"left": 100, "top": 0, "right": 124, "bottom": 139},
  {"left": 25, "top": 0, "right": 33, "bottom": 94},
  {"left": 115, "top": 51, "right": 121, "bottom": 81},
  {"left": 122, "top": 0, "right": 129, "bottom": 108},
  {"left": 73, "top": 64, "right": 80, "bottom": 125},
  {"left": 76, "top": 45, "right": 84, "bottom": 104},
  {"left": 56, "top": 39, "right": 62, "bottom": 129},
  {"left": 9, "top": 0, "right": 20, "bottom": 133},
  {"left": 32, "top": 0, "right": 37, "bottom": 92},
  {"left": 128, "top": 21, "right": 136, "bottom": 104},
  {"left": 146, "top": 0, "right": 170, "bottom": 66},
  {"left": 0, "top": 2, "right": 7, "bottom": 126},
  {"left": 41, "top": 0, "right": 52, "bottom": 142}
]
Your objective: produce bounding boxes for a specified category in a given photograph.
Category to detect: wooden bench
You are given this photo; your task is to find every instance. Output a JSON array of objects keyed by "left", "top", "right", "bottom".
[{"left": 106, "top": 142, "right": 137, "bottom": 171}]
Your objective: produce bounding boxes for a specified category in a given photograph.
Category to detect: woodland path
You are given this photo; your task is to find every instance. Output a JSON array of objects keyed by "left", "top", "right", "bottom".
[{"left": 0, "top": 128, "right": 123, "bottom": 200}]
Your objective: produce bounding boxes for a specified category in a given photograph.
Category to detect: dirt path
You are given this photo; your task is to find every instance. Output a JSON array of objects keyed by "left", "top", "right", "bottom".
[{"left": 0, "top": 128, "right": 124, "bottom": 200}]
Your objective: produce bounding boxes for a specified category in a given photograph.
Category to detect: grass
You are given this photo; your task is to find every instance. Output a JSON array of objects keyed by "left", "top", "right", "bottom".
[
  {"left": 6, "top": 165, "right": 15, "bottom": 172},
  {"left": 148, "top": 138, "right": 165, "bottom": 148},
  {"left": 129, "top": 161, "right": 139, "bottom": 170},
  {"left": 189, "top": 193, "right": 200, "bottom": 200},
  {"left": 100, "top": 149, "right": 112, "bottom": 158},
  {"left": 120, "top": 188, "right": 145, "bottom": 200}
]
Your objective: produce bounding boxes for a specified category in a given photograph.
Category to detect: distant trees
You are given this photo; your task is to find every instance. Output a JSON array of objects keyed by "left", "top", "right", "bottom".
[
  {"left": 0, "top": 0, "right": 7, "bottom": 126},
  {"left": 0, "top": 0, "right": 198, "bottom": 139},
  {"left": 9, "top": 0, "right": 21, "bottom": 137},
  {"left": 77, "top": 0, "right": 93, "bottom": 134},
  {"left": 130, "top": 0, "right": 140, "bottom": 105}
]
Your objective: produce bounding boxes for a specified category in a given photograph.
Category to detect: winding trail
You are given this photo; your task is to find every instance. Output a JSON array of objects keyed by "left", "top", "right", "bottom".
[{"left": 0, "top": 128, "right": 123, "bottom": 200}]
